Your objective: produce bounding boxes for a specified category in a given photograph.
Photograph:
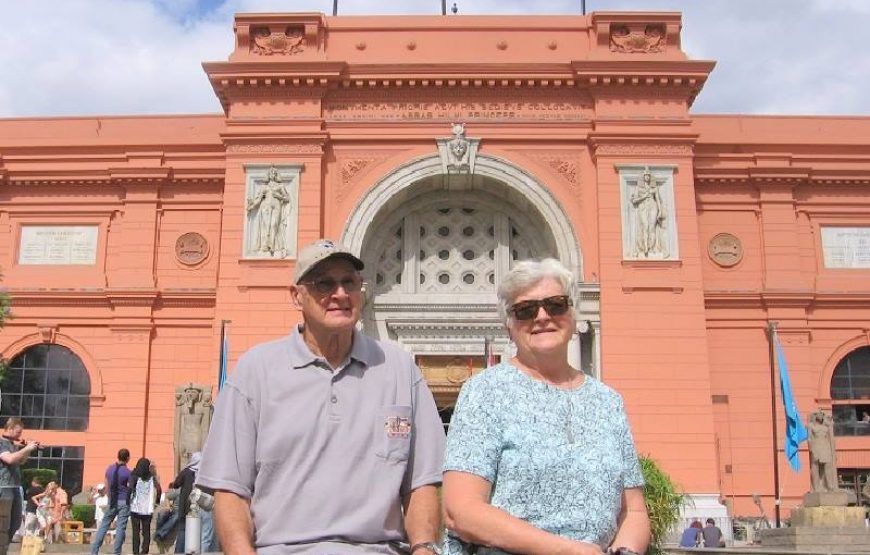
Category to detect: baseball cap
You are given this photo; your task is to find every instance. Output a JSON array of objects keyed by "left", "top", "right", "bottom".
[{"left": 294, "top": 239, "right": 364, "bottom": 284}]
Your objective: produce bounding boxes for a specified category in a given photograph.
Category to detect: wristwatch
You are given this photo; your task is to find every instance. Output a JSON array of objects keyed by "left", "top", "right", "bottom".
[
  {"left": 608, "top": 548, "right": 641, "bottom": 555},
  {"left": 410, "top": 541, "right": 443, "bottom": 555}
]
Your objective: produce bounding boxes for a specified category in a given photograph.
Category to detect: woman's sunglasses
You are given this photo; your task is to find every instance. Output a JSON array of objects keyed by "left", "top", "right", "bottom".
[{"left": 508, "top": 295, "right": 572, "bottom": 321}]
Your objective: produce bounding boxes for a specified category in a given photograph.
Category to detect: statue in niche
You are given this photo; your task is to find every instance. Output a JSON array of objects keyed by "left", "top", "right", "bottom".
[
  {"left": 630, "top": 167, "right": 669, "bottom": 258},
  {"left": 174, "top": 384, "right": 213, "bottom": 474},
  {"left": 247, "top": 166, "right": 293, "bottom": 257},
  {"left": 447, "top": 123, "right": 470, "bottom": 169},
  {"left": 807, "top": 410, "right": 838, "bottom": 492}
]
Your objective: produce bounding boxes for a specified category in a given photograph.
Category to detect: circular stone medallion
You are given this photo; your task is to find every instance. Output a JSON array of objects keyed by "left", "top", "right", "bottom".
[
  {"left": 708, "top": 233, "right": 743, "bottom": 267},
  {"left": 175, "top": 232, "right": 209, "bottom": 265}
]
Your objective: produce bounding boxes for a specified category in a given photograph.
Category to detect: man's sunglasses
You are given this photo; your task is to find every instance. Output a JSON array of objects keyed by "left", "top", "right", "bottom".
[
  {"left": 509, "top": 295, "right": 573, "bottom": 321},
  {"left": 301, "top": 275, "right": 364, "bottom": 295}
]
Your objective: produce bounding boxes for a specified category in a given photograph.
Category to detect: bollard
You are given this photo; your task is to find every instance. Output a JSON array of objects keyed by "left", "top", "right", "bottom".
[{"left": 184, "top": 510, "right": 201, "bottom": 555}]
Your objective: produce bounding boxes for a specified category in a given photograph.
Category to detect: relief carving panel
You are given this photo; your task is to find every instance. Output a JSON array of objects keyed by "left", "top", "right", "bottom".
[
  {"left": 610, "top": 23, "right": 666, "bottom": 53},
  {"left": 251, "top": 26, "right": 304, "bottom": 55}
]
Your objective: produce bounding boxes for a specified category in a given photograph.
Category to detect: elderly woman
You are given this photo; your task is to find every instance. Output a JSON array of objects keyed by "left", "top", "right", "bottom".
[{"left": 443, "top": 258, "right": 650, "bottom": 555}]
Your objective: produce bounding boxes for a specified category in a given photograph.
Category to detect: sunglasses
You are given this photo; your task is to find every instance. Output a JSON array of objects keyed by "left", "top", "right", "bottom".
[
  {"left": 301, "top": 275, "right": 364, "bottom": 295},
  {"left": 509, "top": 295, "right": 573, "bottom": 321}
]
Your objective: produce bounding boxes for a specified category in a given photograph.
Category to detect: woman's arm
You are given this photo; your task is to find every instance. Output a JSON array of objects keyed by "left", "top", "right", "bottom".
[
  {"left": 608, "top": 488, "right": 650, "bottom": 554},
  {"left": 443, "top": 471, "right": 603, "bottom": 555},
  {"left": 31, "top": 491, "right": 45, "bottom": 505}
]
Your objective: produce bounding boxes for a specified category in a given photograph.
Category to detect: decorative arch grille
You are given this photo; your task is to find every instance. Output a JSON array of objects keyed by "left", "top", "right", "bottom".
[
  {"left": 0, "top": 344, "right": 91, "bottom": 431},
  {"left": 830, "top": 346, "right": 870, "bottom": 436},
  {"left": 367, "top": 199, "right": 548, "bottom": 296}
]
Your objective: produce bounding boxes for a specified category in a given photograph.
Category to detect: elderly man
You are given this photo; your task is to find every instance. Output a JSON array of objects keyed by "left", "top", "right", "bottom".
[{"left": 198, "top": 239, "right": 445, "bottom": 555}]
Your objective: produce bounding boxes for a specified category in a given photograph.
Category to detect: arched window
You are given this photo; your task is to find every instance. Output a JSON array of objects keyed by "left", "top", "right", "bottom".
[
  {"left": 0, "top": 344, "right": 90, "bottom": 431},
  {"left": 830, "top": 346, "right": 870, "bottom": 436}
]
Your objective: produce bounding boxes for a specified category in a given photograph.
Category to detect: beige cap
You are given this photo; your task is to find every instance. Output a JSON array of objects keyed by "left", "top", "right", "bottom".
[{"left": 293, "top": 239, "right": 364, "bottom": 283}]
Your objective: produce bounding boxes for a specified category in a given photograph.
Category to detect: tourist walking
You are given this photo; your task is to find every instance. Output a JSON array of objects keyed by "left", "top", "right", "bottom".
[
  {"left": 90, "top": 448, "right": 132, "bottom": 555},
  {"left": 129, "top": 457, "right": 161, "bottom": 554}
]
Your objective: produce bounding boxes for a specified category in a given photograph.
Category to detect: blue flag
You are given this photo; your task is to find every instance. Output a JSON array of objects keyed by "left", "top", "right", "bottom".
[
  {"left": 775, "top": 332, "right": 808, "bottom": 471},
  {"left": 218, "top": 323, "right": 229, "bottom": 391}
]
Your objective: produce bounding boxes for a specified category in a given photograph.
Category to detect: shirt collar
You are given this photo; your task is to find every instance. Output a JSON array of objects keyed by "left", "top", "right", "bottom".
[{"left": 288, "top": 324, "right": 374, "bottom": 370}]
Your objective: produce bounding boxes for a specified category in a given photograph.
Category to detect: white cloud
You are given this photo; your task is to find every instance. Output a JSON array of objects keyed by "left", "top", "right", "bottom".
[{"left": 0, "top": 0, "right": 866, "bottom": 117}]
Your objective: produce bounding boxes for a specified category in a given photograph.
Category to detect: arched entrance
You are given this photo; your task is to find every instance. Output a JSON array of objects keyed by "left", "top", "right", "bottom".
[{"left": 341, "top": 153, "right": 599, "bottom": 411}]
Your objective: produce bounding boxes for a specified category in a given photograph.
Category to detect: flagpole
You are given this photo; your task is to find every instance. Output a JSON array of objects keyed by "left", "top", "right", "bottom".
[
  {"left": 218, "top": 319, "right": 230, "bottom": 390},
  {"left": 767, "top": 321, "right": 782, "bottom": 528}
]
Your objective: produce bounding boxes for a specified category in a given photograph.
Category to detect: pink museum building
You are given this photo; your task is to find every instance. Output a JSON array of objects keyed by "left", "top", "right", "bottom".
[{"left": 1, "top": 11, "right": 869, "bottom": 526}]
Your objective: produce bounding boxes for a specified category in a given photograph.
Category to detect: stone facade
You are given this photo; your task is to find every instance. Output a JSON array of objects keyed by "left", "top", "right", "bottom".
[{"left": 0, "top": 11, "right": 868, "bottom": 524}]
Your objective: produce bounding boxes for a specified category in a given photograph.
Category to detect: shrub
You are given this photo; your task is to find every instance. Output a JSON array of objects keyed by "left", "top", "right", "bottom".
[
  {"left": 641, "top": 455, "right": 689, "bottom": 555},
  {"left": 21, "top": 468, "right": 58, "bottom": 487},
  {"left": 70, "top": 504, "right": 96, "bottom": 527}
]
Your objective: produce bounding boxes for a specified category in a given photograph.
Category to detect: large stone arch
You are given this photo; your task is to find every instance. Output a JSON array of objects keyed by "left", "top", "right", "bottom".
[
  {"left": 340, "top": 153, "right": 599, "bottom": 402},
  {"left": 341, "top": 153, "right": 584, "bottom": 279}
]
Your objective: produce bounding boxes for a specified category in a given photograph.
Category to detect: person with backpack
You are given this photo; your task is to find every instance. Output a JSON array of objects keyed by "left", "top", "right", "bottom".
[
  {"left": 129, "top": 457, "right": 161, "bottom": 555},
  {"left": 90, "top": 448, "right": 132, "bottom": 555}
]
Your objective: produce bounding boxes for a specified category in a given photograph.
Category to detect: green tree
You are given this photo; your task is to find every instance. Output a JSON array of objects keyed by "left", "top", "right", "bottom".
[{"left": 641, "top": 455, "right": 689, "bottom": 555}]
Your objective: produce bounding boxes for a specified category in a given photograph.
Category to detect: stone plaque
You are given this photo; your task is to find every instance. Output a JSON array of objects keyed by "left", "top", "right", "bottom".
[
  {"left": 18, "top": 225, "right": 98, "bottom": 265},
  {"left": 175, "top": 232, "right": 209, "bottom": 265},
  {"left": 708, "top": 233, "right": 743, "bottom": 267},
  {"left": 821, "top": 227, "right": 870, "bottom": 268}
]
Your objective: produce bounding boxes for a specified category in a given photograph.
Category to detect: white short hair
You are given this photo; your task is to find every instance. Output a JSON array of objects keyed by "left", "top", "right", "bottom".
[{"left": 497, "top": 258, "right": 576, "bottom": 326}]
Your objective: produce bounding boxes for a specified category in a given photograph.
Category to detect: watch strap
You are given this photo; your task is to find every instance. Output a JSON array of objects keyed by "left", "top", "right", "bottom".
[{"left": 410, "top": 541, "right": 442, "bottom": 554}]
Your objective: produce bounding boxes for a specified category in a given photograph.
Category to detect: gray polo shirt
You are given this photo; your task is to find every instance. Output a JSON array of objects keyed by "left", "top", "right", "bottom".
[{"left": 197, "top": 325, "right": 445, "bottom": 554}]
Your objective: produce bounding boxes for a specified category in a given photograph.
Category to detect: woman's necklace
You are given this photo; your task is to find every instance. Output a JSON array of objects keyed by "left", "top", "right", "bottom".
[{"left": 564, "top": 391, "right": 575, "bottom": 445}]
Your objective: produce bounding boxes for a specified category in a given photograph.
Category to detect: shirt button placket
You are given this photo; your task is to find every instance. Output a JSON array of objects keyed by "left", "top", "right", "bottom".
[{"left": 328, "top": 377, "right": 341, "bottom": 422}]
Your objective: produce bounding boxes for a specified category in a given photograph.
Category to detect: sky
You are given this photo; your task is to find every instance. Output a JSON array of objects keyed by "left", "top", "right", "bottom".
[{"left": 0, "top": 0, "right": 868, "bottom": 118}]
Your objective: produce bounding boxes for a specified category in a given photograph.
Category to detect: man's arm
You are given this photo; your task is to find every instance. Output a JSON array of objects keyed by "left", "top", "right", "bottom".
[
  {"left": 402, "top": 485, "right": 441, "bottom": 552},
  {"left": 214, "top": 491, "right": 255, "bottom": 555},
  {"left": 0, "top": 442, "right": 37, "bottom": 466}
]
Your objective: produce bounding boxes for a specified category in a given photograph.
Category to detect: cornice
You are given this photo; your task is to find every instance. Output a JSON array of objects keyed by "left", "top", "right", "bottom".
[
  {"left": 694, "top": 167, "right": 870, "bottom": 186},
  {"left": 373, "top": 302, "right": 496, "bottom": 312},
  {"left": 3, "top": 168, "right": 224, "bottom": 187},
  {"left": 704, "top": 290, "right": 870, "bottom": 309},
  {"left": 7, "top": 288, "right": 216, "bottom": 309}
]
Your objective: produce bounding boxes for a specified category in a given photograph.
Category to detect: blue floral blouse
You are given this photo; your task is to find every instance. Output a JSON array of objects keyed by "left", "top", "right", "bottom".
[{"left": 443, "top": 363, "right": 644, "bottom": 553}]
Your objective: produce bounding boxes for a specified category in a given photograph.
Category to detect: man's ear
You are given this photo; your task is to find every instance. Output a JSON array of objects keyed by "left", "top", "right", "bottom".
[{"left": 289, "top": 284, "right": 302, "bottom": 308}]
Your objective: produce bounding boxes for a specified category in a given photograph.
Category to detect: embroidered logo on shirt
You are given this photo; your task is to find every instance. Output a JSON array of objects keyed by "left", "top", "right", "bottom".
[{"left": 384, "top": 415, "right": 412, "bottom": 438}]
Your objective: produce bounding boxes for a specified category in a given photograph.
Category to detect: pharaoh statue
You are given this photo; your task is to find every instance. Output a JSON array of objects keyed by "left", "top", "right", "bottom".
[
  {"left": 630, "top": 168, "right": 669, "bottom": 258},
  {"left": 174, "top": 384, "right": 213, "bottom": 474},
  {"left": 807, "top": 410, "right": 838, "bottom": 492},
  {"left": 247, "top": 166, "right": 293, "bottom": 257}
]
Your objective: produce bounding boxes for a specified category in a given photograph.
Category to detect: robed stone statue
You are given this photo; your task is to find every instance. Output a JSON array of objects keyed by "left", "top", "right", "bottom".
[
  {"left": 807, "top": 410, "right": 838, "bottom": 492},
  {"left": 174, "top": 384, "right": 213, "bottom": 474}
]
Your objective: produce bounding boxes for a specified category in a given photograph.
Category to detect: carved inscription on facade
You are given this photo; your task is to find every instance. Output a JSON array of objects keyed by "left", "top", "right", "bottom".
[
  {"left": 19, "top": 226, "right": 98, "bottom": 265},
  {"left": 821, "top": 227, "right": 870, "bottom": 268},
  {"left": 325, "top": 91, "right": 591, "bottom": 122}
]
